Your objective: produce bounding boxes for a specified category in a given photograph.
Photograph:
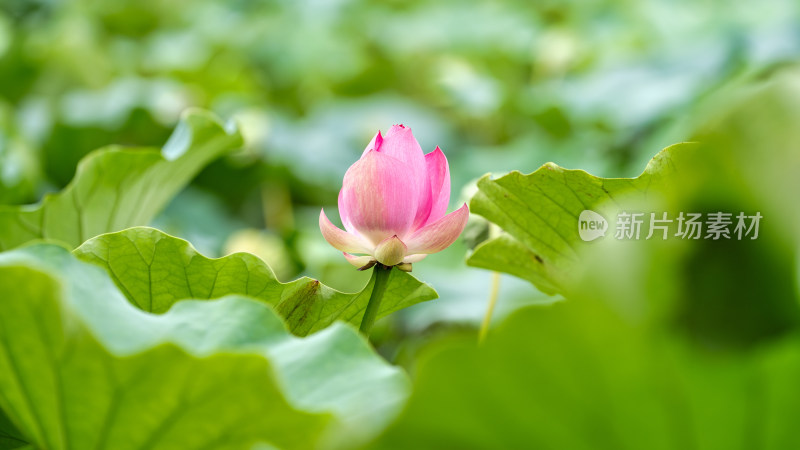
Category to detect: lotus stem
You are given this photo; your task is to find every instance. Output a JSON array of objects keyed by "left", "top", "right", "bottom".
[
  {"left": 479, "top": 271, "right": 501, "bottom": 343},
  {"left": 360, "top": 263, "right": 393, "bottom": 336}
]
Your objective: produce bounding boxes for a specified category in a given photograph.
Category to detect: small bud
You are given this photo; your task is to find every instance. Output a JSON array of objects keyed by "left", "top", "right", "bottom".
[{"left": 374, "top": 235, "right": 407, "bottom": 266}]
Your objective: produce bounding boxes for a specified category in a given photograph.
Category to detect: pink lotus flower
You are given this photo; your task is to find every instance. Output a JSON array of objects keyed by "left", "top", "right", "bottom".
[{"left": 320, "top": 125, "right": 469, "bottom": 270}]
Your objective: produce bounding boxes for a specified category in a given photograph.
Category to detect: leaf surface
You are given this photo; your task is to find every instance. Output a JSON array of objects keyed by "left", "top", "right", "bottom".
[
  {"left": 0, "top": 109, "right": 243, "bottom": 251},
  {"left": 75, "top": 227, "right": 438, "bottom": 336},
  {"left": 467, "top": 143, "right": 690, "bottom": 294},
  {"left": 0, "top": 244, "right": 409, "bottom": 449}
]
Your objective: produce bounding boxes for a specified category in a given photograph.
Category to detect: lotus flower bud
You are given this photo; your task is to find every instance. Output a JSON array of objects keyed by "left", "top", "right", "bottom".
[{"left": 320, "top": 125, "right": 468, "bottom": 270}]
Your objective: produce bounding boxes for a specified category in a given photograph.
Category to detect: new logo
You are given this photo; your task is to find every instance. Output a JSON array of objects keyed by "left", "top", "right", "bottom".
[{"left": 578, "top": 210, "right": 608, "bottom": 241}]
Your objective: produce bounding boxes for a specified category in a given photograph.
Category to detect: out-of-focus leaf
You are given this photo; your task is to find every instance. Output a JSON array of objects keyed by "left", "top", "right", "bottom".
[
  {"left": 0, "top": 108, "right": 242, "bottom": 251},
  {"left": 0, "top": 409, "right": 26, "bottom": 450},
  {"left": 0, "top": 102, "right": 40, "bottom": 206},
  {"left": 470, "top": 71, "right": 800, "bottom": 348},
  {"left": 74, "top": 227, "right": 438, "bottom": 336},
  {"left": 151, "top": 187, "right": 247, "bottom": 257},
  {"left": 0, "top": 244, "right": 410, "bottom": 449},
  {"left": 368, "top": 300, "right": 800, "bottom": 450},
  {"left": 466, "top": 143, "right": 690, "bottom": 295}
]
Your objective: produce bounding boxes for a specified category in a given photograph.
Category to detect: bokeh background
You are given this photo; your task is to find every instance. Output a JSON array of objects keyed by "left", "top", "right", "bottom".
[{"left": 1, "top": 0, "right": 799, "bottom": 362}]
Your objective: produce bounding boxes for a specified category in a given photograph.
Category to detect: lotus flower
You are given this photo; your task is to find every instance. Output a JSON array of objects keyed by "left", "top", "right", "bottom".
[{"left": 320, "top": 125, "right": 469, "bottom": 270}]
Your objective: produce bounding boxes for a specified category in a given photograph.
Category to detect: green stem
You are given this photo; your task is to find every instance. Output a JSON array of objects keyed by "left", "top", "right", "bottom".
[
  {"left": 360, "top": 264, "right": 392, "bottom": 336},
  {"left": 478, "top": 271, "right": 501, "bottom": 343}
]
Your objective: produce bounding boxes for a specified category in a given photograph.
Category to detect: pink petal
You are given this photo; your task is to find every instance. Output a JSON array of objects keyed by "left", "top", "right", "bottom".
[
  {"left": 361, "top": 130, "right": 383, "bottom": 156},
  {"left": 337, "top": 189, "right": 355, "bottom": 233},
  {"left": 343, "top": 252, "right": 375, "bottom": 269},
  {"left": 405, "top": 204, "right": 469, "bottom": 254},
  {"left": 411, "top": 189, "right": 433, "bottom": 232},
  {"left": 339, "top": 150, "right": 420, "bottom": 245},
  {"left": 421, "top": 146, "right": 451, "bottom": 227},
  {"left": 319, "top": 209, "right": 372, "bottom": 254},
  {"left": 379, "top": 125, "right": 431, "bottom": 227},
  {"left": 378, "top": 125, "right": 426, "bottom": 168},
  {"left": 402, "top": 254, "right": 427, "bottom": 264}
]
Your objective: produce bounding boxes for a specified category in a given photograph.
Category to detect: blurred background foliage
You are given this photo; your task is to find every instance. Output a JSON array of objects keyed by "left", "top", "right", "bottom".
[
  {"left": 0, "top": 0, "right": 798, "bottom": 365},
  {"left": 368, "top": 72, "right": 800, "bottom": 448}
]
